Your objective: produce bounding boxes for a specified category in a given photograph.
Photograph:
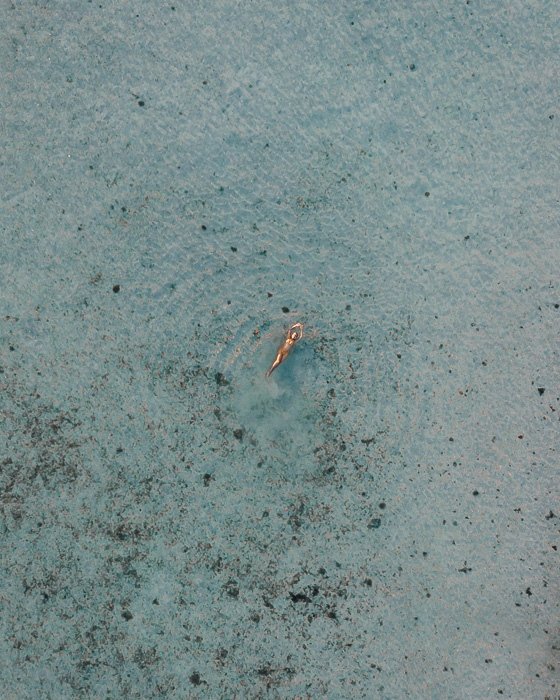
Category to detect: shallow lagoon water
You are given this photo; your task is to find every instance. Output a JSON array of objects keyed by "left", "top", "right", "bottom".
[{"left": 1, "top": 1, "right": 559, "bottom": 698}]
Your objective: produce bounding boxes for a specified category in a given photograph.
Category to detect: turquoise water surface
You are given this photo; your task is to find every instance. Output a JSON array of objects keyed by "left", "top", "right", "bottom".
[{"left": 1, "top": 2, "right": 559, "bottom": 698}]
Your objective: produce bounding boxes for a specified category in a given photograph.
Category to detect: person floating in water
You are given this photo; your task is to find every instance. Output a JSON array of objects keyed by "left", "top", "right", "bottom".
[{"left": 266, "top": 322, "right": 303, "bottom": 377}]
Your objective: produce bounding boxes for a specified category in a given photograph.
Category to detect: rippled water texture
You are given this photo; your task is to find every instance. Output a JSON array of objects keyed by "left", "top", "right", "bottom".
[{"left": 1, "top": 1, "right": 559, "bottom": 698}]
